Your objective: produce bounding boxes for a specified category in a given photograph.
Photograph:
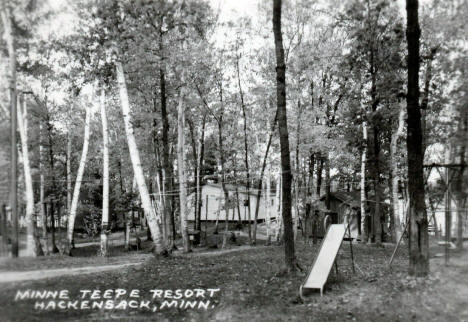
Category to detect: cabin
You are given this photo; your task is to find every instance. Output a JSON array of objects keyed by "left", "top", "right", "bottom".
[
  {"left": 187, "top": 183, "right": 277, "bottom": 223},
  {"left": 304, "top": 191, "right": 373, "bottom": 240},
  {"left": 319, "top": 191, "right": 361, "bottom": 239}
]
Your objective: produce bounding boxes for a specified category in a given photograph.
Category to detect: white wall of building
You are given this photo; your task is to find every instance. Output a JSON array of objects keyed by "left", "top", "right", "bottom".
[{"left": 187, "top": 184, "right": 277, "bottom": 222}]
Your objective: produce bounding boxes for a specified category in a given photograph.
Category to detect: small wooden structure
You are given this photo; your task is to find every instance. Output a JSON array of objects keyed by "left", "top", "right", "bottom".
[
  {"left": 304, "top": 191, "right": 361, "bottom": 240},
  {"left": 320, "top": 191, "right": 361, "bottom": 239}
]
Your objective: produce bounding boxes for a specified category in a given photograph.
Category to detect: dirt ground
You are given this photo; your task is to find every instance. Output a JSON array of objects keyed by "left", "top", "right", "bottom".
[{"left": 0, "top": 237, "right": 466, "bottom": 322}]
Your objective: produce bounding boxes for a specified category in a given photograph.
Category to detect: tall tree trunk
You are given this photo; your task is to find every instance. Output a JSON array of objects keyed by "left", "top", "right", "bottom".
[
  {"left": 17, "top": 95, "right": 43, "bottom": 256},
  {"left": 234, "top": 167, "right": 242, "bottom": 227},
  {"left": 235, "top": 49, "right": 252, "bottom": 244},
  {"left": 325, "top": 154, "right": 331, "bottom": 209},
  {"left": 56, "top": 203, "right": 63, "bottom": 252},
  {"left": 99, "top": 90, "right": 109, "bottom": 256},
  {"left": 39, "top": 123, "right": 48, "bottom": 255},
  {"left": 214, "top": 188, "right": 222, "bottom": 234},
  {"left": 253, "top": 109, "right": 278, "bottom": 244},
  {"left": 177, "top": 86, "right": 190, "bottom": 253},
  {"left": 46, "top": 114, "right": 59, "bottom": 254},
  {"left": 50, "top": 202, "right": 58, "bottom": 253},
  {"left": 391, "top": 103, "right": 405, "bottom": 243},
  {"left": 159, "top": 47, "right": 174, "bottom": 251},
  {"left": 294, "top": 178, "right": 299, "bottom": 241},
  {"left": 454, "top": 106, "right": 467, "bottom": 250},
  {"left": 371, "top": 124, "right": 382, "bottom": 245},
  {"left": 370, "top": 112, "right": 382, "bottom": 245},
  {"left": 444, "top": 147, "right": 452, "bottom": 244},
  {"left": 16, "top": 97, "right": 40, "bottom": 255},
  {"left": 307, "top": 152, "right": 315, "bottom": 198},
  {"left": 187, "top": 115, "right": 206, "bottom": 234},
  {"left": 66, "top": 130, "right": 72, "bottom": 225},
  {"left": 266, "top": 168, "right": 272, "bottom": 244},
  {"left": 294, "top": 101, "right": 302, "bottom": 241},
  {"left": 151, "top": 95, "right": 163, "bottom": 242},
  {"left": 187, "top": 119, "right": 198, "bottom": 230},
  {"left": 154, "top": 174, "right": 164, "bottom": 241},
  {"left": 196, "top": 117, "right": 206, "bottom": 232},
  {"left": 306, "top": 151, "right": 315, "bottom": 243},
  {"left": 273, "top": 0, "right": 296, "bottom": 271},
  {"left": 361, "top": 100, "right": 368, "bottom": 243},
  {"left": 217, "top": 121, "right": 231, "bottom": 242},
  {"left": 316, "top": 156, "right": 323, "bottom": 199},
  {"left": 116, "top": 61, "right": 165, "bottom": 255},
  {"left": 1, "top": 2, "right": 18, "bottom": 257},
  {"left": 196, "top": 120, "right": 205, "bottom": 232},
  {"left": 406, "top": 0, "right": 429, "bottom": 276},
  {"left": 126, "top": 177, "right": 136, "bottom": 251},
  {"left": 66, "top": 104, "right": 91, "bottom": 255},
  {"left": 275, "top": 172, "right": 283, "bottom": 242}
]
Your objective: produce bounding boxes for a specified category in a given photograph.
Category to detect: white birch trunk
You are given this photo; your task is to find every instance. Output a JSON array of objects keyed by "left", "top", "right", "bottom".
[
  {"left": 1, "top": 0, "right": 19, "bottom": 257},
  {"left": 361, "top": 116, "right": 368, "bottom": 242},
  {"left": 293, "top": 178, "right": 299, "bottom": 241},
  {"left": 266, "top": 169, "right": 271, "bottom": 243},
  {"left": 391, "top": 104, "right": 405, "bottom": 243},
  {"left": 99, "top": 90, "right": 109, "bottom": 256},
  {"left": 66, "top": 104, "right": 91, "bottom": 253},
  {"left": 155, "top": 174, "right": 166, "bottom": 242},
  {"left": 195, "top": 131, "right": 201, "bottom": 232},
  {"left": 115, "top": 61, "right": 164, "bottom": 254},
  {"left": 66, "top": 130, "right": 72, "bottom": 220},
  {"left": 17, "top": 96, "right": 40, "bottom": 256},
  {"left": 177, "top": 86, "right": 190, "bottom": 252}
]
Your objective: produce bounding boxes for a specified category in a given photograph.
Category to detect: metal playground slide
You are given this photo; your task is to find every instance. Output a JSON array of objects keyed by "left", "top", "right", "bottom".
[{"left": 300, "top": 224, "right": 347, "bottom": 297}]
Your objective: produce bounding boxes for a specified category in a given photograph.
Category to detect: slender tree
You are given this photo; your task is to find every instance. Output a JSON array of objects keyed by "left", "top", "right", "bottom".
[
  {"left": 272, "top": 0, "right": 296, "bottom": 271},
  {"left": 253, "top": 109, "right": 278, "bottom": 244},
  {"left": 115, "top": 61, "right": 165, "bottom": 255},
  {"left": 177, "top": 84, "right": 190, "bottom": 253},
  {"left": 1, "top": 0, "right": 18, "bottom": 257},
  {"left": 99, "top": 89, "right": 109, "bottom": 256},
  {"left": 17, "top": 95, "right": 43, "bottom": 256},
  {"left": 39, "top": 123, "right": 48, "bottom": 254},
  {"left": 66, "top": 102, "right": 91, "bottom": 255},
  {"left": 391, "top": 102, "right": 406, "bottom": 242}
]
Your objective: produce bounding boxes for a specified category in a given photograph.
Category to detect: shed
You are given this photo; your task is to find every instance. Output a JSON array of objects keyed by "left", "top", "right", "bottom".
[{"left": 319, "top": 191, "right": 361, "bottom": 239}]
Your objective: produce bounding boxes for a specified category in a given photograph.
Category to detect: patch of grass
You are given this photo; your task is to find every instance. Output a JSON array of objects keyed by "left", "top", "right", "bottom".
[{"left": 0, "top": 237, "right": 465, "bottom": 322}]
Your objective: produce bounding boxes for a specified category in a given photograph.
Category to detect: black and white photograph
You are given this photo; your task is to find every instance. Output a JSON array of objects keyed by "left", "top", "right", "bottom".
[{"left": 0, "top": 0, "right": 467, "bottom": 321}]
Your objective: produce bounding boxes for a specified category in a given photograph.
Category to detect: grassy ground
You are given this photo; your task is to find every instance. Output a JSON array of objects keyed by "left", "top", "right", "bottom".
[{"left": 0, "top": 235, "right": 466, "bottom": 322}]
